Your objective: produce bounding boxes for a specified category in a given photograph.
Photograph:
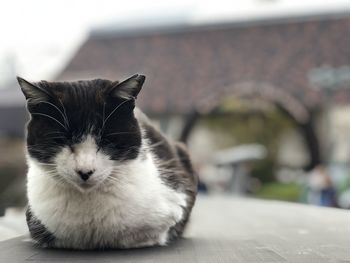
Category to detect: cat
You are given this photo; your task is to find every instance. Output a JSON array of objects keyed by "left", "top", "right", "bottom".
[{"left": 17, "top": 74, "right": 197, "bottom": 250}]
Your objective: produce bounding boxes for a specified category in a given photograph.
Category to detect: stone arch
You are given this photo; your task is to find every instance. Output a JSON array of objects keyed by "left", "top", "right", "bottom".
[{"left": 179, "top": 82, "right": 321, "bottom": 171}]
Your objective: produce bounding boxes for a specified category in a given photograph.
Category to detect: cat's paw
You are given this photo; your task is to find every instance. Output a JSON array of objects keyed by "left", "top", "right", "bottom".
[
  {"left": 170, "top": 204, "right": 184, "bottom": 224},
  {"left": 157, "top": 231, "right": 169, "bottom": 246},
  {"left": 168, "top": 192, "right": 187, "bottom": 224}
]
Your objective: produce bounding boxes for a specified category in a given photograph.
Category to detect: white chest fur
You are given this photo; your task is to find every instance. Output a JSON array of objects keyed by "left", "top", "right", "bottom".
[{"left": 26, "top": 152, "right": 187, "bottom": 249}]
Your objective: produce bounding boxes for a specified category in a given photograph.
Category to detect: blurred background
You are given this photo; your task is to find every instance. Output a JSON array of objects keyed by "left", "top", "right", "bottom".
[{"left": 1, "top": 0, "right": 350, "bottom": 240}]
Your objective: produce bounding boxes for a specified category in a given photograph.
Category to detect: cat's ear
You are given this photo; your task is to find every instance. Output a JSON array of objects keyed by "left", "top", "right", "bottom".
[
  {"left": 17, "top": 77, "right": 50, "bottom": 103},
  {"left": 111, "top": 74, "right": 145, "bottom": 100}
]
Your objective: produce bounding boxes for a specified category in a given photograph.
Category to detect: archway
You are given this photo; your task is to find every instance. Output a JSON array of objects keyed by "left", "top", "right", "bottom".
[{"left": 179, "top": 82, "right": 321, "bottom": 171}]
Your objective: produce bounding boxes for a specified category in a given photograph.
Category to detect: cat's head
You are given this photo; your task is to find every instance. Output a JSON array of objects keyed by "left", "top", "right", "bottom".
[{"left": 18, "top": 74, "right": 145, "bottom": 192}]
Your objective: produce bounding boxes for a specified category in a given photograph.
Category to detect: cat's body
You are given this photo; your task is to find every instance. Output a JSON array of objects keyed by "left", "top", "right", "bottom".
[{"left": 18, "top": 75, "right": 197, "bottom": 249}]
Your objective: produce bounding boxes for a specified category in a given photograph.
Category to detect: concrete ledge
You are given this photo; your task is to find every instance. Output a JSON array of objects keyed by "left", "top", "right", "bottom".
[{"left": 2, "top": 196, "right": 350, "bottom": 262}]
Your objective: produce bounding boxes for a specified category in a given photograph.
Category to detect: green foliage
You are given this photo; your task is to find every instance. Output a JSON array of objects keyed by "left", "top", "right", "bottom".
[
  {"left": 250, "top": 159, "right": 275, "bottom": 183},
  {"left": 255, "top": 182, "right": 303, "bottom": 202},
  {"left": 197, "top": 97, "right": 295, "bottom": 182}
]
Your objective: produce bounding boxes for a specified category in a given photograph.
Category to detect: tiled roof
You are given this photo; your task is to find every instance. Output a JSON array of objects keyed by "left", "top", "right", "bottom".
[{"left": 57, "top": 15, "right": 350, "bottom": 114}]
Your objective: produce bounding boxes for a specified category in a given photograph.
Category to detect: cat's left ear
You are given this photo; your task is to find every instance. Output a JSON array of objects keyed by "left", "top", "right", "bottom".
[
  {"left": 111, "top": 74, "right": 145, "bottom": 100},
  {"left": 17, "top": 77, "right": 50, "bottom": 103}
]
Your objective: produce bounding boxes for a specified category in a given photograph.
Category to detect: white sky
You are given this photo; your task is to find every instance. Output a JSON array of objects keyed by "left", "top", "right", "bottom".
[{"left": 1, "top": 0, "right": 350, "bottom": 83}]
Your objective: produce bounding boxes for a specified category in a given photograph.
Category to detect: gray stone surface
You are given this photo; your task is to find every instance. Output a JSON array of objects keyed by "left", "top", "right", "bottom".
[
  {"left": 2, "top": 196, "right": 350, "bottom": 262},
  {"left": 0, "top": 208, "right": 27, "bottom": 241}
]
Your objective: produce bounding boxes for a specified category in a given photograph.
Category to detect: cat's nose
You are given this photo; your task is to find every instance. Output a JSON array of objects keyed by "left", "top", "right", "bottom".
[{"left": 76, "top": 170, "right": 94, "bottom": 181}]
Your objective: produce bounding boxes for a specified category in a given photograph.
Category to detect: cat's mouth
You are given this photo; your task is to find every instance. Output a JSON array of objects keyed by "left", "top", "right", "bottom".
[
  {"left": 68, "top": 174, "right": 110, "bottom": 193},
  {"left": 79, "top": 181, "right": 95, "bottom": 189},
  {"left": 72, "top": 180, "right": 100, "bottom": 193}
]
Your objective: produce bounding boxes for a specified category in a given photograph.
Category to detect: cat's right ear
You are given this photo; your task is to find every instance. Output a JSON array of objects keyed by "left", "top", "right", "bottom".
[
  {"left": 111, "top": 74, "right": 145, "bottom": 100},
  {"left": 17, "top": 77, "right": 50, "bottom": 103}
]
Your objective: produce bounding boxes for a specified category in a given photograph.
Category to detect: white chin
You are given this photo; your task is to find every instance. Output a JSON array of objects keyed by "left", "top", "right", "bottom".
[
  {"left": 65, "top": 180, "right": 99, "bottom": 193},
  {"left": 80, "top": 182, "right": 102, "bottom": 192}
]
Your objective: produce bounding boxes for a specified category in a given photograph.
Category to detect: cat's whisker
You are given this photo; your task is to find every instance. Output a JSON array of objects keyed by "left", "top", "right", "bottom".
[
  {"left": 98, "top": 168, "right": 113, "bottom": 176},
  {"left": 43, "top": 170, "right": 59, "bottom": 175},
  {"left": 102, "top": 99, "right": 132, "bottom": 132},
  {"left": 155, "top": 158, "right": 179, "bottom": 165},
  {"left": 105, "top": 132, "right": 138, "bottom": 137},
  {"left": 58, "top": 98, "right": 70, "bottom": 128},
  {"left": 43, "top": 131, "right": 65, "bottom": 136},
  {"left": 31, "top": 112, "right": 68, "bottom": 131},
  {"left": 27, "top": 141, "right": 65, "bottom": 147},
  {"left": 27, "top": 146, "right": 60, "bottom": 150},
  {"left": 39, "top": 101, "right": 70, "bottom": 129},
  {"left": 102, "top": 102, "right": 106, "bottom": 125},
  {"left": 146, "top": 141, "right": 166, "bottom": 149},
  {"left": 106, "top": 176, "right": 121, "bottom": 184},
  {"left": 42, "top": 136, "right": 67, "bottom": 140},
  {"left": 40, "top": 165, "right": 57, "bottom": 167},
  {"left": 109, "top": 171, "right": 127, "bottom": 176}
]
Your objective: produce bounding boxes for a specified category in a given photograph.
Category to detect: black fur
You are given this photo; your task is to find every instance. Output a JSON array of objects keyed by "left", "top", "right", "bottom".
[
  {"left": 140, "top": 121, "right": 198, "bottom": 240},
  {"left": 18, "top": 76, "right": 145, "bottom": 163},
  {"left": 26, "top": 207, "right": 56, "bottom": 247}
]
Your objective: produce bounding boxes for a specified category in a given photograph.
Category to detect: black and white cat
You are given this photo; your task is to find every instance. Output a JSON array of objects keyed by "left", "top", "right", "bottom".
[{"left": 17, "top": 74, "right": 197, "bottom": 249}]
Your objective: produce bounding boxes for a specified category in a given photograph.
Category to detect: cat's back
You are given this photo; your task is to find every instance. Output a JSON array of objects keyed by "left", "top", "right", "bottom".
[
  {"left": 135, "top": 108, "right": 198, "bottom": 238},
  {"left": 135, "top": 108, "right": 197, "bottom": 187}
]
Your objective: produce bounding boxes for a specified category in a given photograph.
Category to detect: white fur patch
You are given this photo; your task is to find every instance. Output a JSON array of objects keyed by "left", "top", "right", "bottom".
[
  {"left": 26, "top": 136, "right": 187, "bottom": 249},
  {"left": 54, "top": 135, "right": 113, "bottom": 191}
]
